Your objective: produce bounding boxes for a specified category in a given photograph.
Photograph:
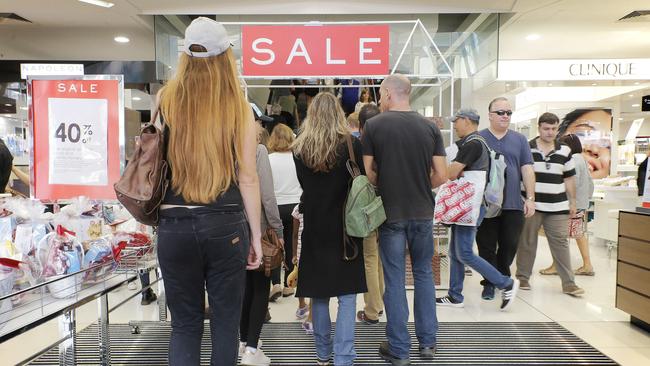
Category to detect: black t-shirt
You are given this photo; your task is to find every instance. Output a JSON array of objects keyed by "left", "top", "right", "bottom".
[
  {"left": 362, "top": 111, "right": 446, "bottom": 222},
  {"left": 454, "top": 132, "right": 489, "bottom": 172}
]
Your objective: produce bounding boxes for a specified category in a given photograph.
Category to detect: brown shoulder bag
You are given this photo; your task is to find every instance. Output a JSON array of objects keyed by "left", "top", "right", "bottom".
[
  {"left": 256, "top": 228, "right": 285, "bottom": 276},
  {"left": 114, "top": 107, "right": 169, "bottom": 226}
]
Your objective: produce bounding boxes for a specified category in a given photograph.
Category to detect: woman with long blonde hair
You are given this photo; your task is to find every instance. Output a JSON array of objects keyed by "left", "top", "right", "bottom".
[
  {"left": 156, "top": 17, "right": 262, "bottom": 366},
  {"left": 292, "top": 92, "right": 366, "bottom": 366}
]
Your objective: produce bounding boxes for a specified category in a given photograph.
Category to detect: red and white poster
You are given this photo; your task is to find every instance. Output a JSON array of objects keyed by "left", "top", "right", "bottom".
[
  {"left": 241, "top": 25, "right": 390, "bottom": 77},
  {"left": 29, "top": 77, "right": 123, "bottom": 200}
]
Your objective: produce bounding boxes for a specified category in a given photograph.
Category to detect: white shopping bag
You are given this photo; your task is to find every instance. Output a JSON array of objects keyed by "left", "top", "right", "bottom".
[{"left": 434, "top": 171, "right": 486, "bottom": 226}]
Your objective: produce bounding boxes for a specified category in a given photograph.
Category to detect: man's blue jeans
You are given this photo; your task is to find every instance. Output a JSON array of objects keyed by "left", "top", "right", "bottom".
[
  {"left": 312, "top": 294, "right": 357, "bottom": 365},
  {"left": 379, "top": 219, "right": 437, "bottom": 360},
  {"left": 449, "top": 206, "right": 511, "bottom": 302}
]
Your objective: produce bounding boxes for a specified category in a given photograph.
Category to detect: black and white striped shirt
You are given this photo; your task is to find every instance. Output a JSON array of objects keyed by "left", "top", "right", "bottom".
[{"left": 527, "top": 138, "right": 576, "bottom": 213}]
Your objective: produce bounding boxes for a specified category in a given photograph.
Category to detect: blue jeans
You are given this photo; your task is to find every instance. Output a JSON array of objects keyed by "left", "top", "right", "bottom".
[
  {"left": 158, "top": 207, "right": 249, "bottom": 366},
  {"left": 449, "top": 206, "right": 511, "bottom": 302},
  {"left": 379, "top": 219, "right": 437, "bottom": 360},
  {"left": 312, "top": 294, "right": 357, "bottom": 365}
]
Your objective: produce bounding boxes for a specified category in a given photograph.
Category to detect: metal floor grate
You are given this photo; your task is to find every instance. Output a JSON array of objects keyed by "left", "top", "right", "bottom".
[{"left": 28, "top": 321, "right": 618, "bottom": 365}]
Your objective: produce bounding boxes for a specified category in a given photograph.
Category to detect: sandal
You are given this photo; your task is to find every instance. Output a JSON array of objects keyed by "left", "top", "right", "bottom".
[
  {"left": 539, "top": 266, "right": 558, "bottom": 275},
  {"left": 574, "top": 267, "right": 595, "bottom": 276}
]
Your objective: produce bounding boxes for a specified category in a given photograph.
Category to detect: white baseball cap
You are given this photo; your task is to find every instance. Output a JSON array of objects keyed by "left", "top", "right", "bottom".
[{"left": 183, "top": 17, "right": 231, "bottom": 58}]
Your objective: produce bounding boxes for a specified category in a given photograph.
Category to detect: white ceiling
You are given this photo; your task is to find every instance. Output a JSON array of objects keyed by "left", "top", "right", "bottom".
[{"left": 0, "top": 0, "right": 649, "bottom": 62}]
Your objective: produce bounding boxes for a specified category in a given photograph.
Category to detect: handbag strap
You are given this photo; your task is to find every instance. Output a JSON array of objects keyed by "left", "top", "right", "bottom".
[{"left": 345, "top": 135, "right": 361, "bottom": 178}]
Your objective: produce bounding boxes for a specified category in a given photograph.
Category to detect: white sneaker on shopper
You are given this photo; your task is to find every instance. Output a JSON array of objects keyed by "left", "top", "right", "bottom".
[
  {"left": 269, "top": 284, "right": 282, "bottom": 302},
  {"left": 239, "top": 341, "right": 263, "bottom": 356},
  {"left": 240, "top": 348, "right": 271, "bottom": 366}
]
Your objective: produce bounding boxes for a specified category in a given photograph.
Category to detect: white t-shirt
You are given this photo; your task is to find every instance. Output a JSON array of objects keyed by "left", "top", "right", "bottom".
[{"left": 268, "top": 151, "right": 303, "bottom": 205}]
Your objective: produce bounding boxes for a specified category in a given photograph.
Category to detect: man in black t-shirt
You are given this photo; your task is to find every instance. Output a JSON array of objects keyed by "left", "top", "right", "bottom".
[
  {"left": 434, "top": 108, "right": 519, "bottom": 312},
  {"left": 362, "top": 74, "right": 446, "bottom": 365}
]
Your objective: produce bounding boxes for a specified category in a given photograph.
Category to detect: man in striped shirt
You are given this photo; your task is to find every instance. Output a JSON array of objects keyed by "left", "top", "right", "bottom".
[{"left": 515, "top": 112, "right": 585, "bottom": 296}]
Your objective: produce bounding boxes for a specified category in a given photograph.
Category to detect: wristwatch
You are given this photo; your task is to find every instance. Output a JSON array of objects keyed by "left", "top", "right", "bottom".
[{"left": 526, "top": 196, "right": 534, "bottom": 202}]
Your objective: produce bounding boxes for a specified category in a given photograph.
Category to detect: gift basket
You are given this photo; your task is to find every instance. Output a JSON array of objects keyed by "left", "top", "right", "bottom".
[{"left": 38, "top": 225, "right": 84, "bottom": 299}]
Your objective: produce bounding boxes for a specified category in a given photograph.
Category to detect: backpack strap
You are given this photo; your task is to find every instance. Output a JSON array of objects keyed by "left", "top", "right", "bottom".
[
  {"left": 464, "top": 134, "right": 493, "bottom": 184},
  {"left": 345, "top": 135, "right": 361, "bottom": 178}
]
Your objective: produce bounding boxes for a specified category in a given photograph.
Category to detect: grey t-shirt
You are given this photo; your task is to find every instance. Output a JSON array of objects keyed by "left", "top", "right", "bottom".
[{"left": 362, "top": 111, "right": 446, "bottom": 223}]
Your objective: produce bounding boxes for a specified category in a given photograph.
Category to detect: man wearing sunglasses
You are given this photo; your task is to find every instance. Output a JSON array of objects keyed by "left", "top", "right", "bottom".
[
  {"left": 476, "top": 97, "right": 536, "bottom": 300},
  {"left": 515, "top": 112, "right": 584, "bottom": 296}
]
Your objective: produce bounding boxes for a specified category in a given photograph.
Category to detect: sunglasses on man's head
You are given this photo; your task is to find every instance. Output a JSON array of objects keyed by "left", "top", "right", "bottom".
[{"left": 490, "top": 110, "right": 513, "bottom": 116}]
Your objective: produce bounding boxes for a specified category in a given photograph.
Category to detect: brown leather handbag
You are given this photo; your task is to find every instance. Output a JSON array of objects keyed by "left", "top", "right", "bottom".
[
  {"left": 114, "top": 107, "right": 169, "bottom": 226},
  {"left": 256, "top": 228, "right": 284, "bottom": 276}
]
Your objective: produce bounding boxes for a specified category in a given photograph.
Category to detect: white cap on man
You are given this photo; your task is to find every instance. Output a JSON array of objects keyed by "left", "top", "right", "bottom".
[{"left": 182, "top": 17, "right": 231, "bottom": 58}]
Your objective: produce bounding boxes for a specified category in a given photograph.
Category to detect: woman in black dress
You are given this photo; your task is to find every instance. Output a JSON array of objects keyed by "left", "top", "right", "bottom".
[{"left": 292, "top": 92, "right": 367, "bottom": 366}]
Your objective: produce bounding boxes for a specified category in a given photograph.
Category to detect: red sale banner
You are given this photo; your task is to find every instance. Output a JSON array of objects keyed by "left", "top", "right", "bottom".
[
  {"left": 29, "top": 77, "right": 123, "bottom": 200},
  {"left": 241, "top": 25, "right": 390, "bottom": 76}
]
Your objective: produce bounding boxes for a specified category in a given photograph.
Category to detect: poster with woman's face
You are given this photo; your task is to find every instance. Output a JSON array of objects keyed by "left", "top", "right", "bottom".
[{"left": 558, "top": 108, "right": 612, "bottom": 179}]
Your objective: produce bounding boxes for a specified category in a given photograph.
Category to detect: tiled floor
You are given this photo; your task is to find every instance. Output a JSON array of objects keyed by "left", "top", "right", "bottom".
[{"left": 2, "top": 234, "right": 649, "bottom": 365}]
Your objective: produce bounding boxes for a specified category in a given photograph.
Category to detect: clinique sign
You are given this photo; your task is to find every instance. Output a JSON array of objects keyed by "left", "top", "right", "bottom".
[
  {"left": 568, "top": 62, "right": 636, "bottom": 78},
  {"left": 498, "top": 58, "right": 650, "bottom": 81}
]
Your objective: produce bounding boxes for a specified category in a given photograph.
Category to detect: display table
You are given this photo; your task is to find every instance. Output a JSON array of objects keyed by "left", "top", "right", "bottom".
[
  {"left": 616, "top": 210, "right": 650, "bottom": 332},
  {"left": 592, "top": 186, "right": 638, "bottom": 244}
]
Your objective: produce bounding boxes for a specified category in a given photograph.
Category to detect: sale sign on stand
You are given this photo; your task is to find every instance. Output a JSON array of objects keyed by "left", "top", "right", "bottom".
[
  {"left": 28, "top": 76, "right": 124, "bottom": 200},
  {"left": 241, "top": 25, "right": 390, "bottom": 77}
]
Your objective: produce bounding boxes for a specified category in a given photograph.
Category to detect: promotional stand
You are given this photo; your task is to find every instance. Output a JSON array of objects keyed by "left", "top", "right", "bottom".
[{"left": 0, "top": 75, "right": 164, "bottom": 366}]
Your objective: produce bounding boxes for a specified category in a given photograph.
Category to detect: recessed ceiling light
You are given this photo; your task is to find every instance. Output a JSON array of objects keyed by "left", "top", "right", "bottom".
[
  {"left": 548, "top": 83, "right": 553, "bottom": 86},
  {"left": 114, "top": 36, "right": 130, "bottom": 43},
  {"left": 635, "top": 82, "right": 640, "bottom": 85},
  {"left": 132, "top": 96, "right": 141, "bottom": 101},
  {"left": 618, "top": 118, "right": 624, "bottom": 121},
  {"left": 78, "top": 0, "right": 114, "bottom": 8},
  {"left": 629, "top": 94, "right": 635, "bottom": 97},
  {"left": 3, "top": 103, "right": 11, "bottom": 107},
  {"left": 591, "top": 83, "right": 597, "bottom": 86},
  {"left": 525, "top": 34, "right": 541, "bottom": 41},
  {"left": 632, "top": 104, "right": 640, "bottom": 107},
  {"left": 505, "top": 83, "right": 510, "bottom": 87}
]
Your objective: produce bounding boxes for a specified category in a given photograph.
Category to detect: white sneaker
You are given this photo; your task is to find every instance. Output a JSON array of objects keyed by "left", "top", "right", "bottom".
[
  {"left": 269, "top": 284, "right": 282, "bottom": 302},
  {"left": 238, "top": 340, "right": 263, "bottom": 356},
  {"left": 240, "top": 348, "right": 271, "bottom": 366}
]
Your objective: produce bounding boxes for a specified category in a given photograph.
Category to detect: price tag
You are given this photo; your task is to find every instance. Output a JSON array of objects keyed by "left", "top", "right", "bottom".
[{"left": 47, "top": 98, "right": 108, "bottom": 185}]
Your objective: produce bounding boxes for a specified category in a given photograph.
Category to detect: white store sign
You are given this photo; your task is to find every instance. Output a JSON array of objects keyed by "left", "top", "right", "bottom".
[
  {"left": 498, "top": 58, "right": 650, "bottom": 81},
  {"left": 20, "top": 63, "right": 84, "bottom": 80}
]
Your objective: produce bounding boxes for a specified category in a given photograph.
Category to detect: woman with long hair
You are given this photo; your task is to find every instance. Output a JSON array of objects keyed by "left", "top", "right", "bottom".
[
  {"left": 267, "top": 124, "right": 302, "bottom": 301},
  {"left": 292, "top": 92, "right": 367, "bottom": 366},
  {"left": 157, "top": 17, "right": 262, "bottom": 366}
]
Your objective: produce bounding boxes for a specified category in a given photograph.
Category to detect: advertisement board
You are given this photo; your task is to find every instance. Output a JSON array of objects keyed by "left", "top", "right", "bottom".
[
  {"left": 241, "top": 25, "right": 390, "bottom": 77},
  {"left": 28, "top": 76, "right": 124, "bottom": 200}
]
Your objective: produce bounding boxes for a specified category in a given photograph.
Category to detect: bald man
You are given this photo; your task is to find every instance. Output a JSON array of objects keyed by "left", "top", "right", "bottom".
[{"left": 362, "top": 74, "right": 447, "bottom": 365}]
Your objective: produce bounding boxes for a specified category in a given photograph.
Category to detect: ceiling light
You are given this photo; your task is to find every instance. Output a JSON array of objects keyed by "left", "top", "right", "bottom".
[
  {"left": 635, "top": 82, "right": 640, "bottom": 85},
  {"left": 114, "top": 36, "right": 130, "bottom": 43},
  {"left": 3, "top": 103, "right": 11, "bottom": 107},
  {"left": 78, "top": 0, "right": 114, "bottom": 8},
  {"left": 591, "top": 83, "right": 597, "bottom": 86},
  {"left": 132, "top": 96, "right": 141, "bottom": 101},
  {"left": 525, "top": 34, "right": 541, "bottom": 41},
  {"left": 618, "top": 118, "right": 624, "bottom": 121},
  {"left": 505, "top": 83, "right": 510, "bottom": 87},
  {"left": 632, "top": 104, "right": 640, "bottom": 107},
  {"left": 629, "top": 94, "right": 635, "bottom": 97},
  {"left": 20, "top": 107, "right": 27, "bottom": 110}
]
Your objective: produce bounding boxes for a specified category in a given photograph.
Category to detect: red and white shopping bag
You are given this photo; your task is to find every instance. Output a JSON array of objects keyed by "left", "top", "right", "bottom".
[{"left": 434, "top": 171, "right": 485, "bottom": 226}]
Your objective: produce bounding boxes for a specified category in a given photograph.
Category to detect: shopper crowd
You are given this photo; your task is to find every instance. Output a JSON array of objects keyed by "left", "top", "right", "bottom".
[{"left": 153, "top": 17, "right": 596, "bottom": 366}]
